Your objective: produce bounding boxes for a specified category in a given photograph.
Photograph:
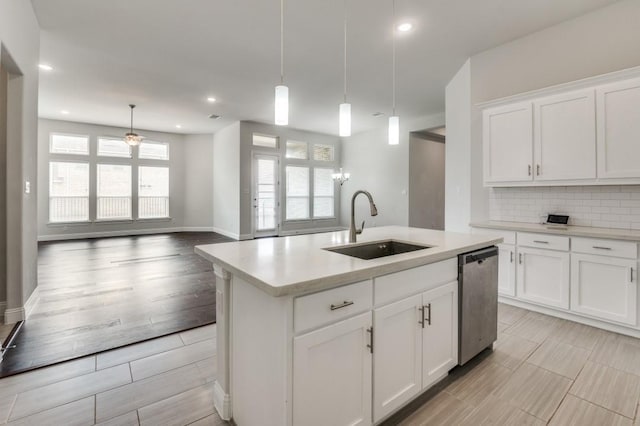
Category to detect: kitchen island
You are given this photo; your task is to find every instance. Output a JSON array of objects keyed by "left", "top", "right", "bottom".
[{"left": 195, "top": 226, "right": 502, "bottom": 426}]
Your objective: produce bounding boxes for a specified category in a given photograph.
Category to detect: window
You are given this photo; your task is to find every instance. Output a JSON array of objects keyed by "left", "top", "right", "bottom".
[
  {"left": 98, "top": 137, "right": 132, "bottom": 158},
  {"left": 313, "top": 144, "right": 335, "bottom": 162},
  {"left": 97, "top": 164, "right": 132, "bottom": 220},
  {"left": 285, "top": 166, "right": 309, "bottom": 220},
  {"left": 253, "top": 133, "right": 278, "bottom": 148},
  {"left": 286, "top": 140, "right": 308, "bottom": 159},
  {"left": 50, "top": 134, "right": 89, "bottom": 155},
  {"left": 313, "top": 168, "right": 334, "bottom": 218},
  {"left": 139, "top": 166, "right": 169, "bottom": 218},
  {"left": 49, "top": 162, "right": 90, "bottom": 222},
  {"left": 139, "top": 141, "right": 169, "bottom": 160}
]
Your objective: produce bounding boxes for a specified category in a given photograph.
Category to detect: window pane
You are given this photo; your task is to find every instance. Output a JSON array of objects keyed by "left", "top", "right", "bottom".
[
  {"left": 253, "top": 133, "right": 278, "bottom": 148},
  {"left": 50, "top": 134, "right": 89, "bottom": 155},
  {"left": 286, "top": 166, "right": 309, "bottom": 220},
  {"left": 256, "top": 159, "right": 276, "bottom": 231},
  {"left": 49, "top": 162, "right": 89, "bottom": 222},
  {"left": 97, "top": 164, "right": 132, "bottom": 219},
  {"left": 313, "top": 144, "right": 335, "bottom": 161},
  {"left": 139, "top": 141, "right": 169, "bottom": 160},
  {"left": 314, "top": 168, "right": 334, "bottom": 217},
  {"left": 139, "top": 166, "right": 169, "bottom": 218},
  {"left": 98, "top": 138, "right": 132, "bottom": 158},
  {"left": 286, "top": 140, "right": 308, "bottom": 159}
]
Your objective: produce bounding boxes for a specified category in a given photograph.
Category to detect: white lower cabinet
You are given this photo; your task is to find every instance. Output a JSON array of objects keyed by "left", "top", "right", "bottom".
[
  {"left": 571, "top": 254, "right": 637, "bottom": 326},
  {"left": 293, "top": 311, "right": 372, "bottom": 426},
  {"left": 498, "top": 244, "right": 516, "bottom": 297},
  {"left": 517, "top": 247, "right": 570, "bottom": 309},
  {"left": 372, "top": 281, "right": 458, "bottom": 423}
]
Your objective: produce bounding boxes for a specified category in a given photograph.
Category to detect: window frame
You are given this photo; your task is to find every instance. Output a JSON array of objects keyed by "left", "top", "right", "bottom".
[
  {"left": 97, "top": 136, "right": 133, "bottom": 159},
  {"left": 284, "top": 165, "right": 311, "bottom": 221},
  {"left": 312, "top": 167, "right": 336, "bottom": 219},
  {"left": 48, "top": 160, "right": 91, "bottom": 224},
  {"left": 96, "top": 163, "right": 133, "bottom": 221},
  {"left": 253, "top": 133, "right": 279, "bottom": 149},
  {"left": 138, "top": 165, "right": 170, "bottom": 219},
  {"left": 139, "top": 140, "right": 170, "bottom": 161}
]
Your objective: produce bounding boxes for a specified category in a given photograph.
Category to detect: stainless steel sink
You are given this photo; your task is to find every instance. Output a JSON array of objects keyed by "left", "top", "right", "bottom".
[{"left": 325, "top": 240, "right": 433, "bottom": 260}]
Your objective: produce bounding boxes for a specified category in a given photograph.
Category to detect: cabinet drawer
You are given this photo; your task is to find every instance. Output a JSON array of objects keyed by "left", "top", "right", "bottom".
[
  {"left": 294, "top": 280, "right": 372, "bottom": 333},
  {"left": 471, "top": 227, "right": 516, "bottom": 245},
  {"left": 572, "top": 237, "right": 638, "bottom": 259},
  {"left": 518, "top": 232, "right": 569, "bottom": 251},
  {"left": 374, "top": 258, "right": 457, "bottom": 306}
]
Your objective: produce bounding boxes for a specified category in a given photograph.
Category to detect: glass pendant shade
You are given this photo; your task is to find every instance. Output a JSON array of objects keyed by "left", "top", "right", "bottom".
[
  {"left": 388, "top": 115, "right": 399, "bottom": 145},
  {"left": 339, "top": 103, "right": 351, "bottom": 137},
  {"left": 275, "top": 85, "right": 289, "bottom": 126},
  {"left": 124, "top": 133, "right": 142, "bottom": 146}
]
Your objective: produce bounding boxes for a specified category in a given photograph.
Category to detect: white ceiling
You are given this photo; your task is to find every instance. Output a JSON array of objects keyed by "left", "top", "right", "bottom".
[{"left": 32, "top": 0, "right": 620, "bottom": 136}]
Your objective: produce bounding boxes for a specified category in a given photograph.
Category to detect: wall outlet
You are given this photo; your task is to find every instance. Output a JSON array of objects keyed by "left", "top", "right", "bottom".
[{"left": 25, "top": 181, "right": 30, "bottom": 194}]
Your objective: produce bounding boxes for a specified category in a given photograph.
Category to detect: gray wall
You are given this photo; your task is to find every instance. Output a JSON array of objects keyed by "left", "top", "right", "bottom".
[
  {"left": 183, "top": 134, "right": 214, "bottom": 230},
  {"left": 340, "top": 114, "right": 445, "bottom": 229},
  {"left": 37, "top": 119, "right": 216, "bottom": 239},
  {"left": 0, "top": 63, "right": 6, "bottom": 307},
  {"left": 1, "top": 0, "right": 40, "bottom": 318},
  {"left": 446, "top": 0, "right": 640, "bottom": 233},
  {"left": 408, "top": 133, "right": 445, "bottom": 230},
  {"left": 213, "top": 122, "right": 241, "bottom": 238},
  {"left": 238, "top": 121, "right": 342, "bottom": 238}
]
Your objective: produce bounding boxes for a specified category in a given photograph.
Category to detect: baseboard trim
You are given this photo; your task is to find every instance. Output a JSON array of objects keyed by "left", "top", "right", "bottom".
[
  {"left": 212, "top": 227, "right": 240, "bottom": 241},
  {"left": 213, "top": 380, "right": 232, "bottom": 421},
  {"left": 24, "top": 286, "right": 40, "bottom": 319},
  {"left": 4, "top": 308, "right": 25, "bottom": 325},
  {"left": 38, "top": 227, "right": 220, "bottom": 242}
]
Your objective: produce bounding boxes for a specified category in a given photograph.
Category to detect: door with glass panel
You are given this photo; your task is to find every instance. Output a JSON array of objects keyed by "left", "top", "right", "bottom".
[{"left": 253, "top": 154, "right": 280, "bottom": 237}]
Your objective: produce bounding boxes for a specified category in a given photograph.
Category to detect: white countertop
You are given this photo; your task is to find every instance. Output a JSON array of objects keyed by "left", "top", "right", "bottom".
[
  {"left": 195, "top": 226, "right": 502, "bottom": 297},
  {"left": 471, "top": 220, "right": 640, "bottom": 242}
]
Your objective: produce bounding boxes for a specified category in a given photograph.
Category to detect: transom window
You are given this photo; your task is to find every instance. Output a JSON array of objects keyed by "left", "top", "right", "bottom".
[
  {"left": 286, "top": 140, "right": 308, "bottom": 159},
  {"left": 98, "top": 137, "right": 132, "bottom": 158},
  {"left": 253, "top": 133, "right": 278, "bottom": 149},
  {"left": 50, "top": 134, "right": 89, "bottom": 155},
  {"left": 139, "top": 141, "right": 169, "bottom": 160}
]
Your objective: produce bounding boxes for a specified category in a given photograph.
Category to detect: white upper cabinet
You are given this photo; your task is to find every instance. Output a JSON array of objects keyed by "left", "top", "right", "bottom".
[
  {"left": 596, "top": 78, "right": 640, "bottom": 179},
  {"left": 483, "top": 102, "right": 533, "bottom": 183},
  {"left": 533, "top": 90, "right": 597, "bottom": 181}
]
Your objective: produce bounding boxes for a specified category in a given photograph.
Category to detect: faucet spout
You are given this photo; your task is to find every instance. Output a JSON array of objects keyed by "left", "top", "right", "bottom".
[{"left": 350, "top": 190, "right": 378, "bottom": 243}]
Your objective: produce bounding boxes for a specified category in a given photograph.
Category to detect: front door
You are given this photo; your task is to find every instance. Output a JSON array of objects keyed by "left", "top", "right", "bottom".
[{"left": 253, "top": 154, "right": 279, "bottom": 237}]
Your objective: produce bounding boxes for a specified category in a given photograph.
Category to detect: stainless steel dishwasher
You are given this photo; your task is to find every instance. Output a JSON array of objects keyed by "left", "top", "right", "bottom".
[{"left": 458, "top": 246, "right": 499, "bottom": 365}]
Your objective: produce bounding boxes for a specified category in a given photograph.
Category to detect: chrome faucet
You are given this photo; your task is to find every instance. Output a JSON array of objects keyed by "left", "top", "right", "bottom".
[{"left": 350, "top": 190, "right": 378, "bottom": 243}]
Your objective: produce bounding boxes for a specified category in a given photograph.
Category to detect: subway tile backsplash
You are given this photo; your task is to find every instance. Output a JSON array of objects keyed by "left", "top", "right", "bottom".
[{"left": 489, "top": 186, "right": 640, "bottom": 230}]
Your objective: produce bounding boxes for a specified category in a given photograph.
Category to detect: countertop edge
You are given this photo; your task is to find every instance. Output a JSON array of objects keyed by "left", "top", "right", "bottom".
[
  {"left": 196, "top": 238, "right": 502, "bottom": 298},
  {"left": 471, "top": 221, "right": 640, "bottom": 242}
]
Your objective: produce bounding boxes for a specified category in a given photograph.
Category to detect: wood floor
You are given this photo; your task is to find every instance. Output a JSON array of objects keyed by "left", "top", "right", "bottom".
[
  {"left": 0, "top": 232, "right": 232, "bottom": 378},
  {"left": 2, "top": 303, "right": 640, "bottom": 424}
]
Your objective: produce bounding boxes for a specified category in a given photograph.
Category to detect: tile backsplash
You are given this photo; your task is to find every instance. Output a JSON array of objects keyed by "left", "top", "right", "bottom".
[{"left": 490, "top": 186, "right": 640, "bottom": 230}]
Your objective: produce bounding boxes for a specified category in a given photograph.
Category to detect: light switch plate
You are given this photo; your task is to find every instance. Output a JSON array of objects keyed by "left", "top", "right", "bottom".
[{"left": 25, "top": 181, "right": 30, "bottom": 194}]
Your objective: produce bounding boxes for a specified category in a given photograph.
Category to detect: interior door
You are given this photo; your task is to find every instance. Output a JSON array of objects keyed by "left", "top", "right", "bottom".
[{"left": 253, "top": 154, "right": 279, "bottom": 237}]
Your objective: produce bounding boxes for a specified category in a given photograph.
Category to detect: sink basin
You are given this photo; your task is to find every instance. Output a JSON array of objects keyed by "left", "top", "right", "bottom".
[{"left": 325, "top": 240, "right": 433, "bottom": 260}]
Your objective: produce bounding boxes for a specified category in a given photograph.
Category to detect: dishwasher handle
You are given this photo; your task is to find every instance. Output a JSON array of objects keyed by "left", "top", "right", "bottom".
[{"left": 460, "top": 247, "right": 498, "bottom": 265}]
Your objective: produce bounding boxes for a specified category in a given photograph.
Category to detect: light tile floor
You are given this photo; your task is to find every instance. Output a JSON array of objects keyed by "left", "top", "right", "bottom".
[{"left": 3, "top": 305, "right": 640, "bottom": 425}]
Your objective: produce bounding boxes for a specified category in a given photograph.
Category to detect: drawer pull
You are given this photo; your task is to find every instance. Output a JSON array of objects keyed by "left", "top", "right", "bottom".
[
  {"left": 593, "top": 246, "right": 612, "bottom": 250},
  {"left": 367, "top": 327, "right": 374, "bottom": 354},
  {"left": 533, "top": 240, "right": 549, "bottom": 244},
  {"left": 330, "top": 300, "right": 354, "bottom": 311}
]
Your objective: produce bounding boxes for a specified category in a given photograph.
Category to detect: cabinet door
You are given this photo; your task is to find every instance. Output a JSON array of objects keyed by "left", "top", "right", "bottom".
[
  {"left": 596, "top": 78, "right": 640, "bottom": 179},
  {"left": 422, "top": 281, "right": 458, "bottom": 389},
  {"left": 533, "top": 90, "right": 596, "bottom": 181},
  {"left": 373, "top": 294, "right": 422, "bottom": 422},
  {"left": 517, "top": 247, "right": 570, "bottom": 309},
  {"left": 571, "top": 254, "right": 637, "bottom": 326},
  {"left": 293, "top": 312, "right": 372, "bottom": 426},
  {"left": 498, "top": 244, "right": 516, "bottom": 297},
  {"left": 483, "top": 102, "right": 533, "bottom": 184}
]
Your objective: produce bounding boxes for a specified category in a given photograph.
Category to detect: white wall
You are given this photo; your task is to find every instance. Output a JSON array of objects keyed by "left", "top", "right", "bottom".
[
  {"left": 213, "top": 122, "right": 241, "bottom": 238},
  {"left": 408, "top": 134, "right": 445, "bottom": 230},
  {"left": 1, "top": 0, "right": 40, "bottom": 321},
  {"left": 183, "top": 134, "right": 214, "bottom": 230},
  {"left": 340, "top": 114, "right": 445, "bottom": 229},
  {"left": 446, "top": 0, "right": 640, "bottom": 233}
]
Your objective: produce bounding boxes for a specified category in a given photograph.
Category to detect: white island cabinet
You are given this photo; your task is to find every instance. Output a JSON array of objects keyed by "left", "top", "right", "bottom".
[{"left": 195, "top": 226, "right": 501, "bottom": 426}]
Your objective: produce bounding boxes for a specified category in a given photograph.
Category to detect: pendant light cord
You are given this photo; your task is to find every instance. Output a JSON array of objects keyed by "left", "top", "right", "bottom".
[
  {"left": 392, "top": 0, "right": 396, "bottom": 116},
  {"left": 130, "top": 105, "right": 134, "bottom": 133},
  {"left": 343, "top": 0, "right": 348, "bottom": 103},
  {"left": 280, "top": 0, "right": 285, "bottom": 84}
]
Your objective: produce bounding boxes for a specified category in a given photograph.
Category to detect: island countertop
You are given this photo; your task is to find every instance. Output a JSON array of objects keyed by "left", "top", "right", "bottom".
[{"left": 195, "top": 226, "right": 502, "bottom": 297}]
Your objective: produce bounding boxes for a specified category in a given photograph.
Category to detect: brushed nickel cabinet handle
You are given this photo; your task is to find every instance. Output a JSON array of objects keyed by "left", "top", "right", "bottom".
[
  {"left": 593, "top": 246, "right": 612, "bottom": 250},
  {"left": 631, "top": 268, "right": 634, "bottom": 283},
  {"left": 519, "top": 253, "right": 523, "bottom": 264},
  {"left": 330, "top": 300, "right": 354, "bottom": 311},
  {"left": 425, "top": 303, "right": 432, "bottom": 326},
  {"left": 537, "top": 164, "right": 541, "bottom": 176},
  {"left": 533, "top": 240, "right": 549, "bottom": 244},
  {"left": 528, "top": 165, "right": 532, "bottom": 176},
  {"left": 366, "top": 327, "right": 373, "bottom": 353},
  {"left": 419, "top": 306, "right": 425, "bottom": 328},
  {"left": 510, "top": 251, "right": 514, "bottom": 263}
]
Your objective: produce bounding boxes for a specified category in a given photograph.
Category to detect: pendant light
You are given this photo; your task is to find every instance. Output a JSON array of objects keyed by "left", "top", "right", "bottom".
[
  {"left": 124, "top": 104, "right": 143, "bottom": 146},
  {"left": 388, "top": 0, "right": 400, "bottom": 145},
  {"left": 339, "top": 0, "right": 351, "bottom": 137},
  {"left": 274, "top": 0, "right": 289, "bottom": 126}
]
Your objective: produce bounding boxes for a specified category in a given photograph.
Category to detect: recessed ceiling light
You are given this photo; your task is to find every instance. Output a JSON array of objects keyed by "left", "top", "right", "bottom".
[
  {"left": 175, "top": 124, "right": 182, "bottom": 129},
  {"left": 60, "top": 110, "right": 70, "bottom": 115},
  {"left": 207, "top": 97, "right": 216, "bottom": 103},
  {"left": 39, "top": 64, "right": 53, "bottom": 71},
  {"left": 397, "top": 22, "right": 413, "bottom": 32}
]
